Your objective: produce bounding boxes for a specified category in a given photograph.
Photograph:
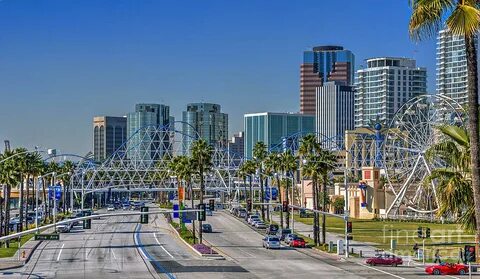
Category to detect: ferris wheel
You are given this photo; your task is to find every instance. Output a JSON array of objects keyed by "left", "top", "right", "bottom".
[{"left": 383, "top": 94, "right": 465, "bottom": 216}]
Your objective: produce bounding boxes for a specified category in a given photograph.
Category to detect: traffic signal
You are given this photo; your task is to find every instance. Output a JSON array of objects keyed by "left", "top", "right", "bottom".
[
  {"left": 282, "top": 201, "right": 288, "bottom": 212},
  {"left": 140, "top": 206, "right": 149, "bottom": 224},
  {"left": 465, "top": 245, "right": 476, "bottom": 262},
  {"left": 83, "top": 211, "right": 91, "bottom": 229},
  {"left": 209, "top": 199, "right": 215, "bottom": 211},
  {"left": 417, "top": 227, "right": 423, "bottom": 238},
  {"left": 347, "top": 221, "right": 352, "bottom": 234},
  {"left": 197, "top": 203, "right": 206, "bottom": 221},
  {"left": 247, "top": 199, "right": 252, "bottom": 211},
  {"left": 425, "top": 227, "right": 430, "bottom": 238}
]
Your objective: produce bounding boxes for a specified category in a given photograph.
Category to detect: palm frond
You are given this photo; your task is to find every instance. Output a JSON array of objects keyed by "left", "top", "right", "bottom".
[
  {"left": 447, "top": 2, "right": 480, "bottom": 38},
  {"left": 409, "top": 0, "right": 454, "bottom": 40}
]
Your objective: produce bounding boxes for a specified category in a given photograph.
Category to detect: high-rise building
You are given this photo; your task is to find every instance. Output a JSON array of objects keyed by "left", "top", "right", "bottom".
[
  {"left": 228, "top": 132, "right": 244, "bottom": 156},
  {"left": 436, "top": 29, "right": 480, "bottom": 106},
  {"left": 316, "top": 81, "right": 355, "bottom": 148},
  {"left": 93, "top": 116, "right": 127, "bottom": 162},
  {"left": 244, "top": 112, "right": 315, "bottom": 158},
  {"left": 300, "top": 45, "right": 355, "bottom": 115},
  {"left": 354, "top": 57, "right": 427, "bottom": 128},
  {"left": 182, "top": 103, "right": 228, "bottom": 154},
  {"left": 126, "top": 103, "right": 172, "bottom": 161}
]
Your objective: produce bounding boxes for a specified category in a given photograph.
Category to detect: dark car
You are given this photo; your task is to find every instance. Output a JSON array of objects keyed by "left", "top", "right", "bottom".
[
  {"left": 202, "top": 224, "right": 213, "bottom": 233},
  {"left": 425, "top": 263, "right": 468, "bottom": 275},
  {"left": 276, "top": 228, "right": 292, "bottom": 241},
  {"left": 366, "top": 255, "right": 403, "bottom": 267},
  {"left": 266, "top": 224, "right": 279, "bottom": 235}
]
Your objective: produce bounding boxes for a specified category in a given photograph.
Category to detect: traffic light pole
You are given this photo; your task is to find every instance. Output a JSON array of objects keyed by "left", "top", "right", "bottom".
[{"left": 345, "top": 214, "right": 349, "bottom": 258}]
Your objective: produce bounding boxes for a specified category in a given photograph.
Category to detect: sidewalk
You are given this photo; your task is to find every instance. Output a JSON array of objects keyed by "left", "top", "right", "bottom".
[
  {"left": 270, "top": 214, "right": 380, "bottom": 257},
  {"left": 0, "top": 227, "right": 55, "bottom": 270}
]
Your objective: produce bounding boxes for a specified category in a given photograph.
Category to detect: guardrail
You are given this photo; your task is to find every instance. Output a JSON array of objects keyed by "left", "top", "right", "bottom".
[{"left": 0, "top": 208, "right": 201, "bottom": 243}]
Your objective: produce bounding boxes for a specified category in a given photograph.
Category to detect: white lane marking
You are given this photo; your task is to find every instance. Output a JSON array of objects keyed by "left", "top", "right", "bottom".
[
  {"left": 56, "top": 244, "right": 65, "bottom": 262},
  {"left": 153, "top": 232, "right": 174, "bottom": 259},
  {"left": 111, "top": 248, "right": 117, "bottom": 260},
  {"left": 357, "top": 262, "right": 406, "bottom": 279}
]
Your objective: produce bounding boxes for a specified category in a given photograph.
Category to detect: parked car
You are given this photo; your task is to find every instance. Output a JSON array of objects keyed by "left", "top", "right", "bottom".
[
  {"left": 425, "top": 263, "right": 468, "bottom": 275},
  {"left": 248, "top": 215, "right": 260, "bottom": 224},
  {"left": 202, "top": 224, "right": 213, "bottom": 233},
  {"left": 276, "top": 228, "right": 292, "bottom": 241},
  {"left": 255, "top": 221, "right": 267, "bottom": 229},
  {"left": 289, "top": 237, "right": 306, "bottom": 248},
  {"left": 262, "top": 236, "right": 281, "bottom": 249},
  {"left": 284, "top": 234, "right": 297, "bottom": 244},
  {"left": 107, "top": 205, "right": 115, "bottom": 211},
  {"left": 366, "top": 255, "right": 403, "bottom": 267},
  {"left": 266, "top": 224, "right": 279, "bottom": 235},
  {"left": 251, "top": 219, "right": 262, "bottom": 226},
  {"left": 238, "top": 209, "right": 247, "bottom": 218}
]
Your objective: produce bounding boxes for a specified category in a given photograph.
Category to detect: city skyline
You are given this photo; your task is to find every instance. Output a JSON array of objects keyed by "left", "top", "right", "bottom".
[{"left": 0, "top": 1, "right": 437, "bottom": 155}]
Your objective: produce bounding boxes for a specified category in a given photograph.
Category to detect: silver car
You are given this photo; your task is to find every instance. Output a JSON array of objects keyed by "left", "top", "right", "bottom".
[{"left": 263, "top": 236, "right": 281, "bottom": 249}]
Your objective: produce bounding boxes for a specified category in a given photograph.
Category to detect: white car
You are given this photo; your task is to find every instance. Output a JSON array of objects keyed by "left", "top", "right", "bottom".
[
  {"left": 107, "top": 205, "right": 115, "bottom": 211},
  {"left": 56, "top": 223, "right": 72, "bottom": 233},
  {"left": 248, "top": 217, "right": 260, "bottom": 225},
  {"left": 255, "top": 221, "right": 267, "bottom": 229}
]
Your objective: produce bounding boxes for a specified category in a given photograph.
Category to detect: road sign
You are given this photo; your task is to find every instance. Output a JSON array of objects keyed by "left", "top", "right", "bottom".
[
  {"left": 35, "top": 234, "right": 60, "bottom": 241},
  {"left": 173, "top": 204, "right": 179, "bottom": 218},
  {"left": 265, "top": 187, "right": 278, "bottom": 201},
  {"left": 48, "top": 185, "right": 62, "bottom": 200}
]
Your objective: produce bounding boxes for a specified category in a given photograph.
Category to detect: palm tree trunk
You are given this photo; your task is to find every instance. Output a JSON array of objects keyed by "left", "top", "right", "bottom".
[
  {"left": 321, "top": 174, "right": 327, "bottom": 244},
  {"left": 312, "top": 178, "right": 318, "bottom": 246},
  {"left": 199, "top": 166, "right": 204, "bottom": 244},
  {"left": 285, "top": 177, "right": 290, "bottom": 229},
  {"left": 249, "top": 175, "right": 253, "bottom": 213},
  {"left": 25, "top": 174, "right": 30, "bottom": 230},
  {"left": 189, "top": 182, "right": 196, "bottom": 244},
  {"left": 18, "top": 174, "right": 24, "bottom": 232},
  {"left": 465, "top": 35, "right": 480, "bottom": 263},
  {"left": 4, "top": 184, "right": 11, "bottom": 246},
  {"left": 243, "top": 177, "right": 247, "bottom": 202},
  {"left": 276, "top": 175, "right": 283, "bottom": 229},
  {"left": 260, "top": 174, "right": 265, "bottom": 221}
]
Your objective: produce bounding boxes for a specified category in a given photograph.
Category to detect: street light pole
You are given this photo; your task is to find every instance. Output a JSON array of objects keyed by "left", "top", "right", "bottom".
[
  {"left": 291, "top": 175, "right": 295, "bottom": 232},
  {"left": 35, "top": 176, "right": 41, "bottom": 233},
  {"left": 53, "top": 172, "right": 57, "bottom": 233}
]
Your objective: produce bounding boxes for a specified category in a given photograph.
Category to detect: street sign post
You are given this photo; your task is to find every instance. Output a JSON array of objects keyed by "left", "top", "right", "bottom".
[{"left": 35, "top": 234, "right": 60, "bottom": 241}]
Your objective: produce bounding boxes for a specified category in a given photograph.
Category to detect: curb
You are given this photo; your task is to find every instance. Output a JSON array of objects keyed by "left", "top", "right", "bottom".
[
  {"left": 0, "top": 238, "right": 43, "bottom": 271},
  {"left": 169, "top": 223, "right": 224, "bottom": 260}
]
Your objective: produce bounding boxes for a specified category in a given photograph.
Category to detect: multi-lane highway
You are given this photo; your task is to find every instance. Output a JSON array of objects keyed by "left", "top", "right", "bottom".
[{"left": 1, "top": 206, "right": 478, "bottom": 279}]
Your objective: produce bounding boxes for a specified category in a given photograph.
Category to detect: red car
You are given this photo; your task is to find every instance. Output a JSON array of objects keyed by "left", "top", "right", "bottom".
[
  {"left": 366, "top": 255, "right": 403, "bottom": 266},
  {"left": 289, "top": 237, "right": 306, "bottom": 248},
  {"left": 425, "top": 263, "right": 468, "bottom": 275}
]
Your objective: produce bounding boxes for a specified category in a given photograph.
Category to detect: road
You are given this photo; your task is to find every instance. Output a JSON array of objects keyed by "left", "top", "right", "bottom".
[
  {"left": 1, "top": 206, "right": 479, "bottom": 279},
  {"left": 202, "top": 210, "right": 480, "bottom": 279}
]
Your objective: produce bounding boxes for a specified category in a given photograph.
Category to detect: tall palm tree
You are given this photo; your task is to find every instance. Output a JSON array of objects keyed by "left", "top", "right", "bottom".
[
  {"left": 241, "top": 160, "right": 257, "bottom": 213},
  {"left": 264, "top": 152, "right": 284, "bottom": 228},
  {"left": 24, "top": 152, "right": 43, "bottom": 229},
  {"left": 14, "top": 148, "right": 28, "bottom": 232},
  {"left": 190, "top": 139, "right": 213, "bottom": 243},
  {"left": 60, "top": 161, "right": 75, "bottom": 214},
  {"left": 280, "top": 150, "right": 297, "bottom": 228},
  {"left": 302, "top": 154, "right": 321, "bottom": 246},
  {"left": 298, "top": 134, "right": 320, "bottom": 207},
  {"left": 409, "top": 0, "right": 480, "bottom": 259},
  {"left": 253, "top": 142, "right": 268, "bottom": 220},
  {"left": 317, "top": 148, "right": 337, "bottom": 244},
  {"left": 425, "top": 125, "right": 475, "bottom": 230},
  {"left": 0, "top": 150, "right": 20, "bottom": 240},
  {"left": 237, "top": 162, "right": 249, "bottom": 202}
]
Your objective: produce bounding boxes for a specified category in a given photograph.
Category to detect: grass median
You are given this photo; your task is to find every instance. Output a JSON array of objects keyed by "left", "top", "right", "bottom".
[{"left": 0, "top": 233, "right": 36, "bottom": 258}]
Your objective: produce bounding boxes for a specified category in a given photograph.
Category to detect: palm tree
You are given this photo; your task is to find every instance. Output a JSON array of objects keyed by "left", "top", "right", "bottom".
[
  {"left": 298, "top": 134, "right": 320, "bottom": 207},
  {"left": 264, "top": 152, "right": 284, "bottom": 228},
  {"left": 237, "top": 162, "right": 249, "bottom": 202},
  {"left": 0, "top": 150, "right": 20, "bottom": 240},
  {"left": 14, "top": 148, "right": 28, "bottom": 232},
  {"left": 409, "top": 0, "right": 480, "bottom": 259},
  {"left": 241, "top": 160, "right": 256, "bottom": 213},
  {"left": 45, "top": 161, "right": 60, "bottom": 221},
  {"left": 280, "top": 150, "right": 297, "bottom": 228},
  {"left": 24, "top": 152, "right": 43, "bottom": 229},
  {"left": 60, "top": 161, "right": 75, "bottom": 214},
  {"left": 253, "top": 142, "right": 268, "bottom": 220},
  {"left": 190, "top": 139, "right": 213, "bottom": 244},
  {"left": 302, "top": 154, "right": 322, "bottom": 246},
  {"left": 317, "top": 148, "right": 336, "bottom": 244},
  {"left": 425, "top": 125, "right": 475, "bottom": 230}
]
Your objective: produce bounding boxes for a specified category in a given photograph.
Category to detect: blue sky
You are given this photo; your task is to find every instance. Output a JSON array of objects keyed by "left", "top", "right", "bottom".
[{"left": 0, "top": 0, "right": 436, "bottom": 155}]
